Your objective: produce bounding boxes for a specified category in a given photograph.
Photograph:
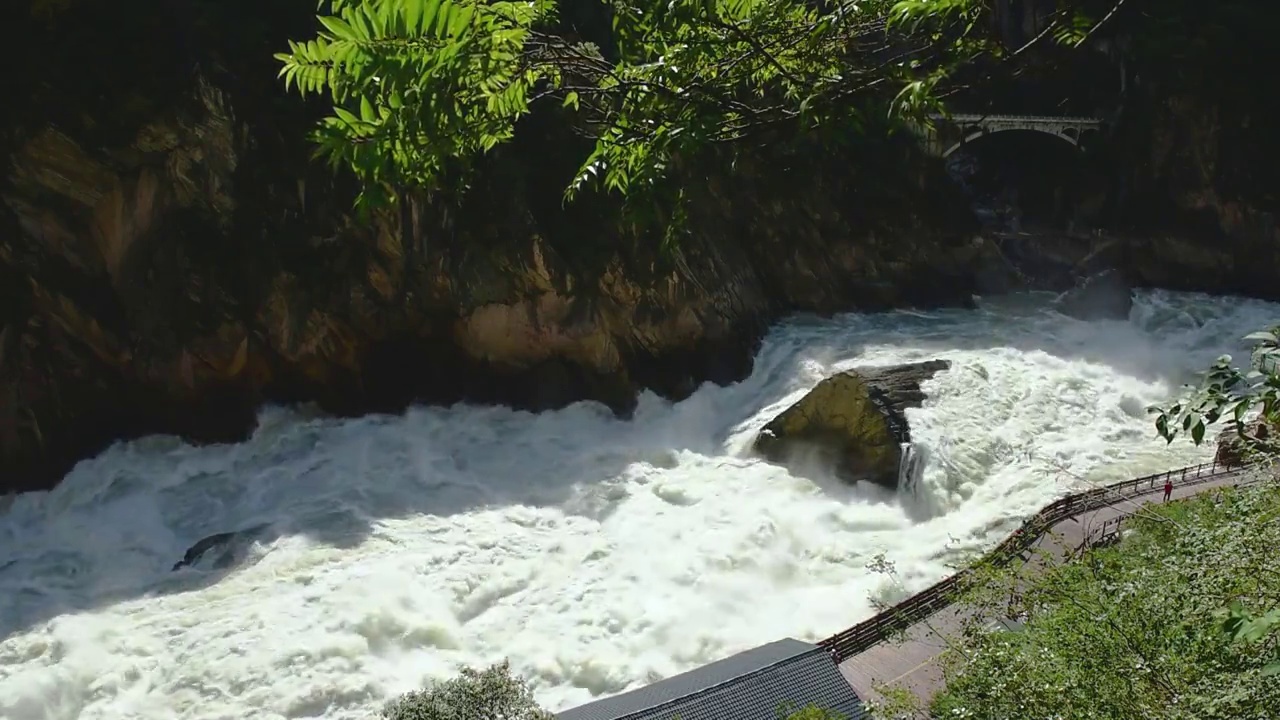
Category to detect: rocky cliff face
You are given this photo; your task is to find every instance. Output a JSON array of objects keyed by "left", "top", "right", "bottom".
[
  {"left": 0, "top": 6, "right": 982, "bottom": 493},
  {"left": 949, "top": 90, "right": 1279, "bottom": 303},
  {"left": 1105, "top": 1, "right": 1280, "bottom": 299},
  {"left": 1114, "top": 94, "right": 1280, "bottom": 300},
  {"left": 944, "top": 2, "right": 1278, "bottom": 301}
]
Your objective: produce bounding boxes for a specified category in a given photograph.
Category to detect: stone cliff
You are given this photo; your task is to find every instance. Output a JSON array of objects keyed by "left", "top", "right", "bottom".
[
  {"left": 1102, "top": 0, "right": 1279, "bottom": 299},
  {"left": 0, "top": 2, "right": 981, "bottom": 493},
  {"left": 945, "top": 1, "right": 1279, "bottom": 302},
  {"left": 1111, "top": 92, "right": 1280, "bottom": 299}
]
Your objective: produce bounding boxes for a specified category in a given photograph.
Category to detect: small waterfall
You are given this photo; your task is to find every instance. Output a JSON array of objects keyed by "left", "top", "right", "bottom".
[
  {"left": 898, "top": 442, "right": 942, "bottom": 521},
  {"left": 898, "top": 442, "right": 925, "bottom": 496}
]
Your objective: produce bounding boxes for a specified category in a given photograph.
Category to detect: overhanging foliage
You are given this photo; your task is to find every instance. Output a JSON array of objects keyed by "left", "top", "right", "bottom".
[
  {"left": 276, "top": 0, "right": 1119, "bottom": 220},
  {"left": 1151, "top": 327, "right": 1280, "bottom": 455}
]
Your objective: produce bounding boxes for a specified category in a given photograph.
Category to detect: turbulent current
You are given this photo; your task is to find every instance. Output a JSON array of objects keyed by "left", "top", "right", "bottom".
[{"left": 1, "top": 289, "right": 1277, "bottom": 720}]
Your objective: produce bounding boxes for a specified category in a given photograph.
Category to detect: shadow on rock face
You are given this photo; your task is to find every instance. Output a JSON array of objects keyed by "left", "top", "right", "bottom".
[{"left": 1053, "top": 269, "right": 1134, "bottom": 321}]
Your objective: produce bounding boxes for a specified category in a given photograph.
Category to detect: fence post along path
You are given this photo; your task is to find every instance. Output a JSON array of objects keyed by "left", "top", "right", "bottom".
[{"left": 818, "top": 458, "right": 1259, "bottom": 663}]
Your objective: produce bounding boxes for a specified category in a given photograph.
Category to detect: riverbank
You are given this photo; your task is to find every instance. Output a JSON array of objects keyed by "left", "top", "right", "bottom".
[
  {"left": 930, "top": 462, "right": 1280, "bottom": 718},
  {"left": 834, "top": 459, "right": 1269, "bottom": 711}
]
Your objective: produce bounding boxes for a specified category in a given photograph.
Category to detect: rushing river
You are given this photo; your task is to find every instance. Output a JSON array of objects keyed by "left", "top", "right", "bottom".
[{"left": 1, "top": 289, "right": 1276, "bottom": 720}]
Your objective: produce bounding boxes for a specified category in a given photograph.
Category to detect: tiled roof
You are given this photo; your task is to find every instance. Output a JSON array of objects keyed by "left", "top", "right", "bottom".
[{"left": 557, "top": 638, "right": 869, "bottom": 720}]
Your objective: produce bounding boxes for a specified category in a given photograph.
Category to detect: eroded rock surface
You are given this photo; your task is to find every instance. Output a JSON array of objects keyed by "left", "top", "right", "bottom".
[{"left": 753, "top": 360, "right": 950, "bottom": 488}]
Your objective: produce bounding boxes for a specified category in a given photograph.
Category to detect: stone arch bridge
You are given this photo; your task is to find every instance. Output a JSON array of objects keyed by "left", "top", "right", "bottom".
[{"left": 918, "top": 113, "right": 1105, "bottom": 158}]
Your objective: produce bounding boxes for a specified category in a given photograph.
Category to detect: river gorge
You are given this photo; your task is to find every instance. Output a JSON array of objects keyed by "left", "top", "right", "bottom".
[
  {"left": 4, "top": 1, "right": 1280, "bottom": 718},
  {"left": 2, "top": 288, "right": 1276, "bottom": 719}
]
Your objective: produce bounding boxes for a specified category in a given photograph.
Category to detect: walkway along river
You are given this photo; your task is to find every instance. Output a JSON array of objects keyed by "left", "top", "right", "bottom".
[{"left": 822, "top": 458, "right": 1269, "bottom": 708}]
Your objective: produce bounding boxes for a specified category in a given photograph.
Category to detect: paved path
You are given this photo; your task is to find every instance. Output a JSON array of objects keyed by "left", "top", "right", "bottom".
[{"left": 837, "top": 468, "right": 1261, "bottom": 708}]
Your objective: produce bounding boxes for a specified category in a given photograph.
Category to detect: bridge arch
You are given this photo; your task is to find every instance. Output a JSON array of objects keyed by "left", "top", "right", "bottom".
[
  {"left": 920, "top": 114, "right": 1104, "bottom": 159},
  {"left": 941, "top": 126, "right": 1088, "bottom": 158}
]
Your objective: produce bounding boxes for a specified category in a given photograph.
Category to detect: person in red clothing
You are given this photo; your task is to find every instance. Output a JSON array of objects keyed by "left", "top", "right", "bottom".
[{"left": 1163, "top": 478, "right": 1174, "bottom": 502}]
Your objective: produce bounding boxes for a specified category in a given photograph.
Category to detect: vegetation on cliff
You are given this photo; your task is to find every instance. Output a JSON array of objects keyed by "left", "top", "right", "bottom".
[
  {"left": 1, "top": 0, "right": 987, "bottom": 494},
  {"left": 1151, "top": 326, "right": 1280, "bottom": 456},
  {"left": 6, "top": 0, "right": 1278, "bottom": 494}
]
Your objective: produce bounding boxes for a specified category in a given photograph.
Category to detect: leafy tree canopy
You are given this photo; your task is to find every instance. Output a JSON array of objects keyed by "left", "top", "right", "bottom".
[
  {"left": 381, "top": 660, "right": 554, "bottom": 720},
  {"left": 276, "top": 0, "right": 1112, "bottom": 215}
]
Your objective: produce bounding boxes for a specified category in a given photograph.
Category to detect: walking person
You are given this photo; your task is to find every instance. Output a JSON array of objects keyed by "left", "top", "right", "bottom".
[{"left": 1163, "top": 477, "right": 1174, "bottom": 502}]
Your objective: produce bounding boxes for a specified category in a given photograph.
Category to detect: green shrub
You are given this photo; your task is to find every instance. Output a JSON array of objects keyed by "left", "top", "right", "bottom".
[{"left": 381, "top": 660, "right": 554, "bottom": 720}]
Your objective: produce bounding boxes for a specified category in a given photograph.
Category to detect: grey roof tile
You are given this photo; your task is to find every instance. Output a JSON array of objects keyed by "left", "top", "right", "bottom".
[{"left": 557, "top": 638, "right": 868, "bottom": 720}]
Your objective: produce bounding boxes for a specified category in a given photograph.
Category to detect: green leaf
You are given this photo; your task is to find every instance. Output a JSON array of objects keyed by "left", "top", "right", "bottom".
[
  {"left": 360, "top": 94, "right": 376, "bottom": 122},
  {"left": 936, "top": 479, "right": 1280, "bottom": 719},
  {"left": 333, "top": 106, "right": 359, "bottom": 127},
  {"left": 404, "top": 0, "right": 425, "bottom": 34},
  {"left": 317, "top": 14, "right": 356, "bottom": 41}
]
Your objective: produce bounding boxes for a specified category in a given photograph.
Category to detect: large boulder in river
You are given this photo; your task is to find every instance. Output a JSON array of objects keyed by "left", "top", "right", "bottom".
[
  {"left": 753, "top": 360, "right": 950, "bottom": 488},
  {"left": 1053, "top": 269, "right": 1133, "bottom": 320}
]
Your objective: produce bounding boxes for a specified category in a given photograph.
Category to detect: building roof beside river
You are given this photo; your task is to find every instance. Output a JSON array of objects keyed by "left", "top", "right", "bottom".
[{"left": 556, "top": 638, "right": 869, "bottom": 720}]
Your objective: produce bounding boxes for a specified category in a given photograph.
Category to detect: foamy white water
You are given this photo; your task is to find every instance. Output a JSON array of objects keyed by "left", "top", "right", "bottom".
[{"left": 0, "top": 289, "right": 1275, "bottom": 720}]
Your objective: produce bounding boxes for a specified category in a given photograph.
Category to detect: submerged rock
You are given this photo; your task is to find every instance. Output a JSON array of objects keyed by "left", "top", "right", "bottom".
[
  {"left": 753, "top": 360, "right": 950, "bottom": 489},
  {"left": 1054, "top": 269, "right": 1133, "bottom": 320},
  {"left": 172, "top": 523, "right": 271, "bottom": 572}
]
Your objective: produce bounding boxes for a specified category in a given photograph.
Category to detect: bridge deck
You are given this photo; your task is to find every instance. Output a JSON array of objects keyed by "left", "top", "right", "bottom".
[
  {"left": 916, "top": 113, "right": 1105, "bottom": 157},
  {"left": 934, "top": 113, "right": 1103, "bottom": 125},
  {"left": 836, "top": 468, "right": 1260, "bottom": 707}
]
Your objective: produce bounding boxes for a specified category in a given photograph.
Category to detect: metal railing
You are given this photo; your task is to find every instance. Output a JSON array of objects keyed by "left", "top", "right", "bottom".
[
  {"left": 1077, "top": 469, "right": 1272, "bottom": 551},
  {"left": 818, "top": 458, "right": 1258, "bottom": 662}
]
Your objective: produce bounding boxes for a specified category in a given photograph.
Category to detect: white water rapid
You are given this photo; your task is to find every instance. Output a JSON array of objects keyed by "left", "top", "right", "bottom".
[{"left": 1, "top": 289, "right": 1276, "bottom": 720}]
